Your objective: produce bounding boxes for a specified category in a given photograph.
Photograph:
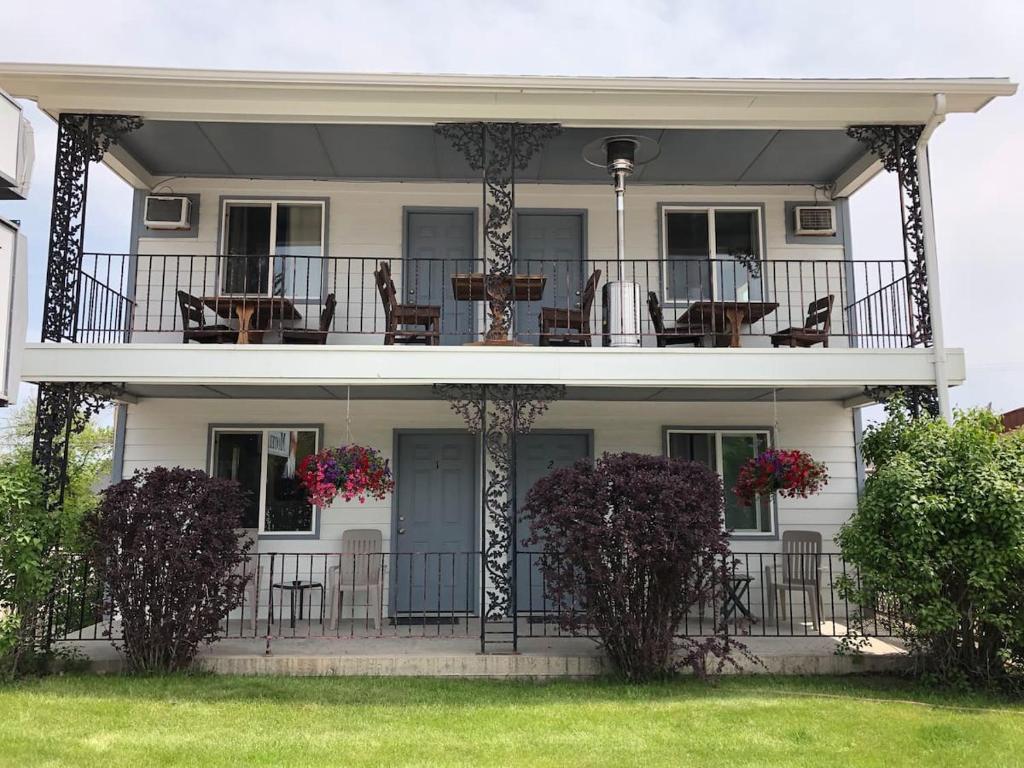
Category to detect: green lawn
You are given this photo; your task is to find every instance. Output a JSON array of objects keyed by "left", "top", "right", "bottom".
[{"left": 0, "top": 675, "right": 1021, "bottom": 767}]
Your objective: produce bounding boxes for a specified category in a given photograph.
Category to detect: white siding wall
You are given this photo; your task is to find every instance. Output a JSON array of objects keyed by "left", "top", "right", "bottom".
[
  {"left": 121, "top": 397, "right": 858, "bottom": 555},
  {"left": 130, "top": 179, "right": 849, "bottom": 345}
]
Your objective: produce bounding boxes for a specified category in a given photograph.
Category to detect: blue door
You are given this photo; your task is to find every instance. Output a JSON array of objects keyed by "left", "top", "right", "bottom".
[
  {"left": 404, "top": 211, "right": 477, "bottom": 345},
  {"left": 515, "top": 432, "right": 591, "bottom": 616},
  {"left": 514, "top": 213, "right": 585, "bottom": 342},
  {"left": 393, "top": 432, "right": 476, "bottom": 615}
]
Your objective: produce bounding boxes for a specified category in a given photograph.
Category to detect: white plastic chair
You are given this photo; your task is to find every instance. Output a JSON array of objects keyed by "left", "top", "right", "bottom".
[
  {"left": 327, "top": 529, "right": 384, "bottom": 631},
  {"left": 764, "top": 530, "right": 823, "bottom": 631}
]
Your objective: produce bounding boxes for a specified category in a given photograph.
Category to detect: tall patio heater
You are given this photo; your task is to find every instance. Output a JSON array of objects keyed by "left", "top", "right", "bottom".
[{"left": 583, "top": 135, "right": 660, "bottom": 347}]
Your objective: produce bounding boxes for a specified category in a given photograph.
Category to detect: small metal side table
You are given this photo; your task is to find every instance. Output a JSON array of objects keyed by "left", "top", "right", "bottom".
[{"left": 270, "top": 580, "right": 324, "bottom": 629}]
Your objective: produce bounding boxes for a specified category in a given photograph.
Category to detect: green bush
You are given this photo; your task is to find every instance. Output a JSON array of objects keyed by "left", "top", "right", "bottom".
[
  {"left": 837, "top": 401, "right": 1024, "bottom": 689},
  {"left": 0, "top": 402, "right": 112, "bottom": 675}
]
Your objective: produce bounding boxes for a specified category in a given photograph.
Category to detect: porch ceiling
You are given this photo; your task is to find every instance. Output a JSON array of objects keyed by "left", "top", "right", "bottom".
[{"left": 117, "top": 122, "right": 869, "bottom": 185}]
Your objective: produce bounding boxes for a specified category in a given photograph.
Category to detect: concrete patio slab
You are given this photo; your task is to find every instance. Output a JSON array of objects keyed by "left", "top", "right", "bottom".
[{"left": 62, "top": 629, "right": 908, "bottom": 678}]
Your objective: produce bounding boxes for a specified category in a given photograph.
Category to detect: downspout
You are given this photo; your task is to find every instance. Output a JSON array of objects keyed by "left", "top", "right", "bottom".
[{"left": 916, "top": 94, "right": 953, "bottom": 423}]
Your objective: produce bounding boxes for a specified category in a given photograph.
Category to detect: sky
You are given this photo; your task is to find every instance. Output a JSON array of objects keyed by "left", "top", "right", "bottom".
[{"left": 0, "top": 0, "right": 1021, "bottom": 415}]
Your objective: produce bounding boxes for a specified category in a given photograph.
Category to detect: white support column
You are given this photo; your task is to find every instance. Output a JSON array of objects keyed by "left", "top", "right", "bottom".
[{"left": 916, "top": 94, "right": 953, "bottom": 423}]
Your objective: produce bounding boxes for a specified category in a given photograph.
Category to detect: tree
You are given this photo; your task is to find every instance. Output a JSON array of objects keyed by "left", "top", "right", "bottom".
[
  {"left": 522, "top": 452, "right": 744, "bottom": 681},
  {"left": 837, "top": 401, "right": 1024, "bottom": 688},
  {"left": 0, "top": 400, "right": 113, "bottom": 674}
]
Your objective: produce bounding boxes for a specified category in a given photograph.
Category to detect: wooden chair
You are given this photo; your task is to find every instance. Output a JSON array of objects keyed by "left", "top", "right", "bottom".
[
  {"left": 282, "top": 294, "right": 336, "bottom": 345},
  {"left": 327, "top": 529, "right": 384, "bottom": 632},
  {"left": 374, "top": 261, "right": 441, "bottom": 345},
  {"left": 771, "top": 295, "right": 834, "bottom": 348},
  {"left": 176, "top": 290, "right": 238, "bottom": 344},
  {"left": 538, "top": 268, "right": 602, "bottom": 346},
  {"left": 764, "top": 530, "right": 823, "bottom": 631},
  {"left": 647, "top": 292, "right": 707, "bottom": 347}
]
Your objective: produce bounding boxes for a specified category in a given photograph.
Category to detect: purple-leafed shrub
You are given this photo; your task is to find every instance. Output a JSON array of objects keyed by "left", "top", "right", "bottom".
[
  {"left": 89, "top": 467, "right": 252, "bottom": 672},
  {"left": 522, "top": 452, "right": 743, "bottom": 681}
]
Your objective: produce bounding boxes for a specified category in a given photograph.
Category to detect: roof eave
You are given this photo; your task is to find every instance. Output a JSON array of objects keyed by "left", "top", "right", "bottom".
[{"left": 0, "top": 64, "right": 1015, "bottom": 129}]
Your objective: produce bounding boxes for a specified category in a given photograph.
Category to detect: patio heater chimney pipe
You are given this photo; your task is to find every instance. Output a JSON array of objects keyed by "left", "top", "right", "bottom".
[
  {"left": 614, "top": 168, "right": 626, "bottom": 281},
  {"left": 917, "top": 94, "right": 952, "bottom": 424},
  {"left": 605, "top": 138, "right": 637, "bottom": 281}
]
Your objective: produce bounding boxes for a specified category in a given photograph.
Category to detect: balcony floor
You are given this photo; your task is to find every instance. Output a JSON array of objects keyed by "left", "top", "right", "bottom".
[{"left": 21, "top": 343, "right": 963, "bottom": 403}]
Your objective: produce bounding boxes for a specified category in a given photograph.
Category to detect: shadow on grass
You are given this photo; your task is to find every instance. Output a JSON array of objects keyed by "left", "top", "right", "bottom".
[{"left": 2, "top": 674, "right": 1021, "bottom": 712}]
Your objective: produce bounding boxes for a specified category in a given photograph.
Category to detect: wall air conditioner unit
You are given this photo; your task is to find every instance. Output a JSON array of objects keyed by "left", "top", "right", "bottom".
[
  {"left": 794, "top": 205, "right": 836, "bottom": 236},
  {"left": 0, "top": 89, "right": 34, "bottom": 200},
  {"left": 0, "top": 217, "right": 27, "bottom": 406},
  {"left": 144, "top": 195, "right": 192, "bottom": 230}
]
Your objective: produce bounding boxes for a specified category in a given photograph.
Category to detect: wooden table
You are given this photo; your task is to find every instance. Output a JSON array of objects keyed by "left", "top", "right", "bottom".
[
  {"left": 451, "top": 273, "right": 546, "bottom": 345},
  {"left": 676, "top": 300, "right": 779, "bottom": 348},
  {"left": 201, "top": 296, "right": 303, "bottom": 345}
]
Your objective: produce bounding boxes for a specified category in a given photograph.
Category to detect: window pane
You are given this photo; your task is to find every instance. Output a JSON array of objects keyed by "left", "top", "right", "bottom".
[
  {"left": 212, "top": 432, "right": 262, "bottom": 529},
  {"left": 665, "top": 211, "right": 711, "bottom": 302},
  {"left": 223, "top": 205, "right": 271, "bottom": 294},
  {"left": 264, "top": 430, "right": 318, "bottom": 533},
  {"left": 722, "top": 434, "right": 760, "bottom": 531},
  {"left": 669, "top": 430, "right": 772, "bottom": 534},
  {"left": 667, "top": 432, "right": 716, "bottom": 469},
  {"left": 274, "top": 205, "right": 323, "bottom": 298},
  {"left": 714, "top": 210, "right": 763, "bottom": 301}
]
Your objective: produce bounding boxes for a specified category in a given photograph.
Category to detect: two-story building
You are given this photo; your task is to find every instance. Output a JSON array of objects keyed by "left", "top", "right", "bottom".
[{"left": 0, "top": 64, "right": 1014, "bottom": 655}]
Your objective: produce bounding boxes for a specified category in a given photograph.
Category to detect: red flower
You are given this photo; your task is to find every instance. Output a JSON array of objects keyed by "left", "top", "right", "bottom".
[{"left": 733, "top": 449, "right": 828, "bottom": 505}]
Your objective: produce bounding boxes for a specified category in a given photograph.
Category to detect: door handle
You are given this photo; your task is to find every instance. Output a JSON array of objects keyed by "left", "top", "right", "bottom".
[{"left": 398, "top": 528, "right": 406, "bottom": 535}]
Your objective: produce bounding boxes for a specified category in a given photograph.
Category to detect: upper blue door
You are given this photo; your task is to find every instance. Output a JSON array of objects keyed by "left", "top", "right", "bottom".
[
  {"left": 514, "top": 213, "right": 585, "bottom": 343},
  {"left": 404, "top": 211, "right": 476, "bottom": 345}
]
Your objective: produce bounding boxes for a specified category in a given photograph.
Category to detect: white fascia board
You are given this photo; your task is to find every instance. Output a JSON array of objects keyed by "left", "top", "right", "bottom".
[
  {"left": 103, "top": 143, "right": 156, "bottom": 190},
  {"left": 21, "top": 343, "right": 965, "bottom": 390},
  {"left": 0, "top": 65, "right": 1014, "bottom": 128},
  {"left": 832, "top": 153, "right": 884, "bottom": 198}
]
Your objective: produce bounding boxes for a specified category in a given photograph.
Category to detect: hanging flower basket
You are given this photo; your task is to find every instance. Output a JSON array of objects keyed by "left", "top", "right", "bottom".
[
  {"left": 296, "top": 445, "right": 394, "bottom": 506},
  {"left": 733, "top": 449, "right": 829, "bottom": 505}
]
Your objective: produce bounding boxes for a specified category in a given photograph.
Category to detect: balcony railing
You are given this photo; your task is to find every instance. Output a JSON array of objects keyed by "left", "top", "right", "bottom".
[
  {"left": 50, "top": 550, "right": 899, "bottom": 644},
  {"left": 70, "top": 252, "right": 916, "bottom": 348}
]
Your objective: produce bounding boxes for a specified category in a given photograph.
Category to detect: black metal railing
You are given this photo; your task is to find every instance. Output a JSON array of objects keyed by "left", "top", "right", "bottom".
[
  {"left": 70, "top": 253, "right": 916, "bottom": 348},
  {"left": 48, "top": 550, "right": 897, "bottom": 644},
  {"left": 843, "top": 274, "right": 914, "bottom": 349},
  {"left": 516, "top": 550, "right": 895, "bottom": 640}
]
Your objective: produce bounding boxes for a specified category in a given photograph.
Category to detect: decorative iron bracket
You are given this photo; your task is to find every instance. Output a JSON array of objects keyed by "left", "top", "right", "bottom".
[
  {"left": 847, "top": 125, "right": 929, "bottom": 347},
  {"left": 435, "top": 122, "right": 562, "bottom": 339},
  {"left": 434, "top": 383, "right": 565, "bottom": 627},
  {"left": 849, "top": 124, "right": 940, "bottom": 416},
  {"left": 34, "top": 113, "right": 142, "bottom": 505},
  {"left": 864, "top": 385, "right": 939, "bottom": 419}
]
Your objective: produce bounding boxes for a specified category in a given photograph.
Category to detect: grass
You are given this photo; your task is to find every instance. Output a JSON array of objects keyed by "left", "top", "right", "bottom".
[{"left": 0, "top": 674, "right": 1021, "bottom": 767}]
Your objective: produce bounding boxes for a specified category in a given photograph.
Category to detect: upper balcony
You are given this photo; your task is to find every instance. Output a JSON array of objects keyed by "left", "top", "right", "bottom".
[
  {"left": 6, "top": 66, "right": 1004, "bottom": 399},
  {"left": 74, "top": 252, "right": 914, "bottom": 350}
]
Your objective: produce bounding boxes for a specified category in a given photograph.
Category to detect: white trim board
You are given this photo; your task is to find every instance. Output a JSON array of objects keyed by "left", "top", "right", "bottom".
[{"left": 21, "top": 343, "right": 965, "bottom": 392}]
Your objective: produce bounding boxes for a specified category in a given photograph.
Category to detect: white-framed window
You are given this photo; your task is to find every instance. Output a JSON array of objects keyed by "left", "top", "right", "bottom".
[
  {"left": 661, "top": 206, "right": 765, "bottom": 304},
  {"left": 210, "top": 426, "right": 320, "bottom": 536},
  {"left": 220, "top": 200, "right": 325, "bottom": 299},
  {"left": 665, "top": 428, "right": 774, "bottom": 535}
]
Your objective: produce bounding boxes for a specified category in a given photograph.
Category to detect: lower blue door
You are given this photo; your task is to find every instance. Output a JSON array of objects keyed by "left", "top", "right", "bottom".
[
  {"left": 393, "top": 432, "right": 476, "bottom": 615},
  {"left": 515, "top": 432, "right": 591, "bottom": 615}
]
